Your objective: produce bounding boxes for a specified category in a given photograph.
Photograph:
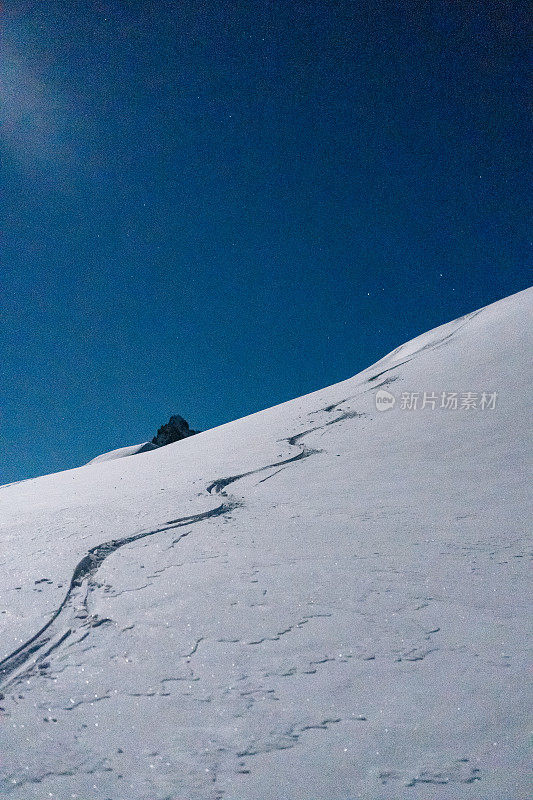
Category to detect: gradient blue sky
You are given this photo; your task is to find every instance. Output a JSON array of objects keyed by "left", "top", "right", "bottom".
[{"left": 1, "top": 0, "right": 531, "bottom": 483}]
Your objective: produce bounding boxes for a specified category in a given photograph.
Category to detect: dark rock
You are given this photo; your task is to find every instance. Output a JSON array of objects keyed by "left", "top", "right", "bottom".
[{"left": 151, "top": 415, "right": 199, "bottom": 448}]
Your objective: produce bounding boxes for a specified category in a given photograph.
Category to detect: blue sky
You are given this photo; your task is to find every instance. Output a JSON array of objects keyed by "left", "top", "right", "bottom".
[{"left": 1, "top": 0, "right": 531, "bottom": 483}]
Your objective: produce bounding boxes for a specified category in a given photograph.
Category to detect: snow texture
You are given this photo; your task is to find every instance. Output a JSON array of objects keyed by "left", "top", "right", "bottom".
[{"left": 0, "top": 288, "right": 530, "bottom": 799}]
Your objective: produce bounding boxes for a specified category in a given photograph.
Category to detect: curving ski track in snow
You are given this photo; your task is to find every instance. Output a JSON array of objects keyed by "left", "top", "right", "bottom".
[
  {"left": 0, "top": 442, "right": 320, "bottom": 690},
  {"left": 0, "top": 311, "right": 481, "bottom": 691}
]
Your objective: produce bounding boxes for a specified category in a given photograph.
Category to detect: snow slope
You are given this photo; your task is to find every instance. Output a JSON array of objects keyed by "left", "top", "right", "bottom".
[
  {"left": 86, "top": 441, "right": 157, "bottom": 464},
  {"left": 0, "top": 288, "right": 530, "bottom": 800}
]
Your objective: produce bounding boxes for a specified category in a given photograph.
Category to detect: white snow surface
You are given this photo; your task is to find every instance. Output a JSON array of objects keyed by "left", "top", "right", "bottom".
[
  {"left": 0, "top": 288, "right": 531, "bottom": 800},
  {"left": 86, "top": 442, "right": 157, "bottom": 464}
]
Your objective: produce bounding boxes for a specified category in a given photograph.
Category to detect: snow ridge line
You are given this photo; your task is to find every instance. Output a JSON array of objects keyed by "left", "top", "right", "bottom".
[{"left": 0, "top": 306, "right": 478, "bottom": 689}]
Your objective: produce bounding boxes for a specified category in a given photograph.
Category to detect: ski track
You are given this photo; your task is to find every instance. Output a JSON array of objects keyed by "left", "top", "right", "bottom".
[
  {"left": 0, "top": 442, "right": 322, "bottom": 690},
  {"left": 0, "top": 311, "right": 479, "bottom": 691}
]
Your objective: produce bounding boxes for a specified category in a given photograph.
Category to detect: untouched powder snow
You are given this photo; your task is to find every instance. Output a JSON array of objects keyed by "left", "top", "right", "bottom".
[
  {"left": 0, "top": 288, "right": 531, "bottom": 800},
  {"left": 86, "top": 442, "right": 158, "bottom": 465}
]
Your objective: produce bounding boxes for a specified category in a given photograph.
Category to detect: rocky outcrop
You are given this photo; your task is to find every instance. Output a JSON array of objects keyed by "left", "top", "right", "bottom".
[
  {"left": 151, "top": 415, "right": 199, "bottom": 448},
  {"left": 86, "top": 416, "right": 199, "bottom": 465}
]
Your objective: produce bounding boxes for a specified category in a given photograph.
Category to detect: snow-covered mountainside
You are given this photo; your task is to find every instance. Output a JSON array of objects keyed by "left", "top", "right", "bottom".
[
  {"left": 0, "top": 288, "right": 530, "bottom": 800},
  {"left": 86, "top": 441, "right": 158, "bottom": 464},
  {"left": 87, "top": 414, "right": 198, "bottom": 464}
]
